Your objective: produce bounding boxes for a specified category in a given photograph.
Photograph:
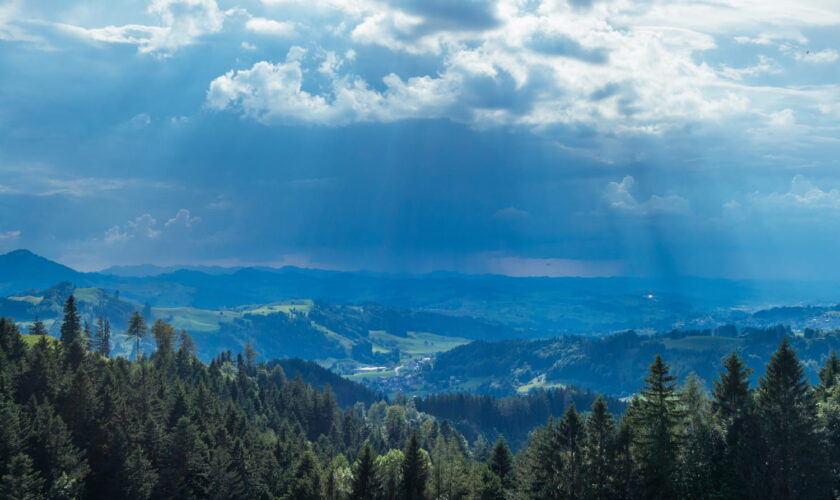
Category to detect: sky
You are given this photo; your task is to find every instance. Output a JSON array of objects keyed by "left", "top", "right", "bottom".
[{"left": 0, "top": 0, "right": 839, "bottom": 279}]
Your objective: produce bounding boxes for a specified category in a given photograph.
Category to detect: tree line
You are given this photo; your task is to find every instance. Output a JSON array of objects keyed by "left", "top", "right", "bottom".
[{"left": 1, "top": 294, "right": 840, "bottom": 499}]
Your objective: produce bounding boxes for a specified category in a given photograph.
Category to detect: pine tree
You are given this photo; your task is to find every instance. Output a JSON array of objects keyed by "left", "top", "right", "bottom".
[
  {"left": 83, "top": 321, "right": 92, "bottom": 349},
  {"left": 59, "top": 295, "right": 81, "bottom": 346},
  {"left": 487, "top": 435, "right": 513, "bottom": 490},
  {"left": 151, "top": 319, "right": 176, "bottom": 358},
  {"left": 677, "top": 374, "right": 720, "bottom": 499},
  {"left": 817, "top": 351, "right": 840, "bottom": 401},
  {"left": 818, "top": 382, "right": 840, "bottom": 496},
  {"left": 754, "top": 337, "right": 829, "bottom": 499},
  {"left": 400, "top": 432, "right": 429, "bottom": 500},
  {"left": 711, "top": 352, "right": 753, "bottom": 497},
  {"left": 94, "top": 316, "right": 111, "bottom": 358},
  {"left": 514, "top": 418, "right": 564, "bottom": 499},
  {"left": 350, "top": 442, "right": 380, "bottom": 500},
  {"left": 1, "top": 453, "right": 45, "bottom": 500},
  {"left": 26, "top": 399, "right": 89, "bottom": 500},
  {"left": 558, "top": 404, "right": 585, "bottom": 498},
  {"left": 582, "top": 396, "right": 615, "bottom": 500},
  {"left": 127, "top": 311, "right": 147, "bottom": 361},
  {"left": 289, "top": 451, "right": 322, "bottom": 500},
  {"left": 28, "top": 315, "right": 48, "bottom": 336},
  {"left": 179, "top": 329, "right": 197, "bottom": 356},
  {"left": 473, "top": 464, "right": 505, "bottom": 500},
  {"left": 120, "top": 446, "right": 158, "bottom": 500},
  {"left": 160, "top": 416, "right": 210, "bottom": 498},
  {"left": 633, "top": 355, "right": 682, "bottom": 500}
]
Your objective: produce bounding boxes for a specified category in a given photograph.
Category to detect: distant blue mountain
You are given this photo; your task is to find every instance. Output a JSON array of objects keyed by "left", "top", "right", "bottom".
[
  {"left": 5, "top": 249, "right": 840, "bottom": 334},
  {"left": 0, "top": 249, "right": 87, "bottom": 294}
]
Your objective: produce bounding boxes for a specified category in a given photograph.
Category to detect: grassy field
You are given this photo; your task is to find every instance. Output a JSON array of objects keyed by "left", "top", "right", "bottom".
[
  {"left": 516, "top": 374, "right": 567, "bottom": 394},
  {"left": 20, "top": 334, "right": 59, "bottom": 347},
  {"left": 366, "top": 330, "right": 469, "bottom": 358},
  {"left": 153, "top": 307, "right": 242, "bottom": 332},
  {"left": 347, "top": 369, "right": 396, "bottom": 381},
  {"left": 240, "top": 301, "right": 313, "bottom": 316}
]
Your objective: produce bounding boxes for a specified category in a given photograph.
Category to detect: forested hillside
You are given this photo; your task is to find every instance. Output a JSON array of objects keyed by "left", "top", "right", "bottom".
[
  {"left": 3, "top": 296, "right": 840, "bottom": 498},
  {"left": 429, "top": 325, "right": 840, "bottom": 396},
  {"left": 0, "top": 282, "right": 516, "bottom": 366}
]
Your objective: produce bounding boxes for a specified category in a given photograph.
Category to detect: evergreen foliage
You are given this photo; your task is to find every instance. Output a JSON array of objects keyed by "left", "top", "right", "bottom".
[
  {"left": 59, "top": 295, "right": 81, "bottom": 346},
  {"left": 1, "top": 316, "right": 839, "bottom": 499}
]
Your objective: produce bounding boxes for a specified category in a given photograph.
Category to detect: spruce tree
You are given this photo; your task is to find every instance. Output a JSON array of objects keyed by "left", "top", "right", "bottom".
[
  {"left": 558, "top": 404, "right": 585, "bottom": 499},
  {"left": 1, "top": 453, "right": 45, "bottom": 500},
  {"left": 120, "top": 446, "right": 158, "bottom": 500},
  {"left": 127, "top": 311, "right": 147, "bottom": 361},
  {"left": 711, "top": 352, "right": 753, "bottom": 497},
  {"left": 83, "top": 321, "right": 92, "bottom": 349},
  {"left": 582, "top": 396, "right": 615, "bottom": 500},
  {"left": 288, "top": 451, "right": 322, "bottom": 500},
  {"left": 473, "top": 464, "right": 505, "bottom": 500},
  {"left": 754, "top": 337, "right": 829, "bottom": 499},
  {"left": 94, "top": 316, "right": 111, "bottom": 358},
  {"left": 28, "top": 315, "right": 48, "bottom": 336},
  {"left": 817, "top": 351, "right": 840, "bottom": 400},
  {"left": 514, "top": 418, "right": 563, "bottom": 499},
  {"left": 350, "top": 442, "right": 380, "bottom": 500},
  {"left": 487, "top": 435, "right": 513, "bottom": 489},
  {"left": 151, "top": 319, "right": 176, "bottom": 358},
  {"left": 677, "top": 374, "right": 720, "bottom": 499},
  {"left": 400, "top": 432, "right": 429, "bottom": 500},
  {"left": 59, "top": 295, "right": 81, "bottom": 346},
  {"left": 633, "top": 355, "right": 682, "bottom": 500}
]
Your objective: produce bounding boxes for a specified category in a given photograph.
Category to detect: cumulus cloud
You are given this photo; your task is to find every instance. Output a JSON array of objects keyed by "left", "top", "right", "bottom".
[
  {"left": 165, "top": 208, "right": 201, "bottom": 228},
  {"left": 105, "top": 209, "right": 200, "bottom": 244},
  {"left": 745, "top": 175, "right": 840, "bottom": 213},
  {"left": 206, "top": 46, "right": 460, "bottom": 124},
  {"left": 603, "top": 176, "right": 691, "bottom": 216},
  {"left": 199, "top": 0, "right": 840, "bottom": 146},
  {"left": 105, "top": 214, "right": 161, "bottom": 244},
  {"left": 58, "top": 0, "right": 226, "bottom": 55},
  {"left": 245, "top": 17, "right": 297, "bottom": 37}
]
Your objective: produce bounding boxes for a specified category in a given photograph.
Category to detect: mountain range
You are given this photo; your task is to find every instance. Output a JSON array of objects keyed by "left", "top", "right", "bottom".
[
  {"left": 5, "top": 249, "right": 840, "bottom": 397},
  {"left": 6, "top": 248, "right": 840, "bottom": 334}
]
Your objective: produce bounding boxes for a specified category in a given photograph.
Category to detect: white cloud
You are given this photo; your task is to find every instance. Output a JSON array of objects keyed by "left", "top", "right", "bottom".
[
  {"left": 206, "top": 46, "right": 460, "bottom": 125},
  {"left": 0, "top": 230, "right": 21, "bottom": 240},
  {"left": 768, "top": 108, "right": 796, "bottom": 127},
  {"left": 796, "top": 48, "right": 839, "bottom": 63},
  {"left": 720, "top": 55, "right": 782, "bottom": 81},
  {"left": 245, "top": 17, "right": 297, "bottom": 37},
  {"left": 58, "top": 0, "right": 226, "bottom": 56},
  {"left": 38, "top": 177, "right": 132, "bottom": 197},
  {"left": 105, "top": 214, "right": 161, "bottom": 244},
  {"left": 746, "top": 175, "right": 840, "bottom": 212},
  {"left": 203, "top": 0, "right": 840, "bottom": 143},
  {"left": 603, "top": 176, "right": 691, "bottom": 215},
  {"left": 105, "top": 209, "right": 199, "bottom": 244},
  {"left": 165, "top": 208, "right": 201, "bottom": 228}
]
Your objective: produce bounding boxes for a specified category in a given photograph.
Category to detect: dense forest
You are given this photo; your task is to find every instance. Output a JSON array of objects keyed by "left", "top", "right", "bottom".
[{"left": 2, "top": 295, "right": 840, "bottom": 498}]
